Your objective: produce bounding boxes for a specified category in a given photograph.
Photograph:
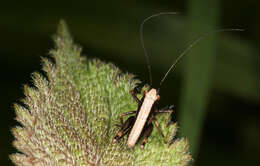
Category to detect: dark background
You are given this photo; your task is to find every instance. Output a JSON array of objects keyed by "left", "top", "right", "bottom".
[{"left": 2, "top": 0, "right": 260, "bottom": 165}]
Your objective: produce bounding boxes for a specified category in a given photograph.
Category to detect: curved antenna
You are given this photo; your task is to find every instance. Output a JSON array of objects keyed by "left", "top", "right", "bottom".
[
  {"left": 140, "top": 12, "right": 179, "bottom": 86},
  {"left": 158, "top": 28, "right": 244, "bottom": 89}
]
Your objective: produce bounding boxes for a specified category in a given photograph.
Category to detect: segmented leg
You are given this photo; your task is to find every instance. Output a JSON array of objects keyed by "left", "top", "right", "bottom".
[
  {"left": 113, "top": 116, "right": 135, "bottom": 143},
  {"left": 130, "top": 89, "right": 141, "bottom": 104},
  {"left": 118, "top": 111, "right": 137, "bottom": 125},
  {"left": 140, "top": 122, "right": 153, "bottom": 149},
  {"left": 131, "top": 83, "right": 147, "bottom": 105},
  {"left": 153, "top": 117, "right": 167, "bottom": 143},
  {"left": 155, "top": 105, "right": 174, "bottom": 126},
  {"left": 155, "top": 105, "right": 174, "bottom": 113},
  {"left": 134, "top": 82, "right": 145, "bottom": 94}
]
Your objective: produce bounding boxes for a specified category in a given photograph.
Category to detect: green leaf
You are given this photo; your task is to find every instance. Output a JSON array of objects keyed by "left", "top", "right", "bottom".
[{"left": 10, "top": 20, "right": 191, "bottom": 166}]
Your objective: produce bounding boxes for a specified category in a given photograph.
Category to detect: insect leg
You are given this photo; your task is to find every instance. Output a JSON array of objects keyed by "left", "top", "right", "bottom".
[
  {"left": 140, "top": 123, "right": 153, "bottom": 149},
  {"left": 153, "top": 117, "right": 167, "bottom": 144},
  {"left": 113, "top": 116, "right": 135, "bottom": 143},
  {"left": 134, "top": 82, "right": 145, "bottom": 93},
  {"left": 130, "top": 89, "right": 141, "bottom": 104},
  {"left": 155, "top": 105, "right": 174, "bottom": 126},
  {"left": 118, "top": 111, "right": 137, "bottom": 125},
  {"left": 130, "top": 82, "right": 147, "bottom": 104},
  {"left": 155, "top": 105, "right": 174, "bottom": 113}
]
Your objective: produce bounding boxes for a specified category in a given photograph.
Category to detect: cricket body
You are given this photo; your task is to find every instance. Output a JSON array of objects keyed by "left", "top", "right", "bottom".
[
  {"left": 113, "top": 12, "right": 243, "bottom": 149},
  {"left": 127, "top": 88, "right": 159, "bottom": 148}
]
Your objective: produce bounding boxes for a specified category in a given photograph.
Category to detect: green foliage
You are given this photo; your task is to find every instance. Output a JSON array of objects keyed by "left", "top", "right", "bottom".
[
  {"left": 179, "top": 0, "right": 220, "bottom": 158},
  {"left": 10, "top": 21, "right": 191, "bottom": 166}
]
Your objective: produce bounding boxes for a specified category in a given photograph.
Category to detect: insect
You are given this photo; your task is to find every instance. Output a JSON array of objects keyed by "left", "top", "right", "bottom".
[{"left": 113, "top": 12, "right": 243, "bottom": 149}]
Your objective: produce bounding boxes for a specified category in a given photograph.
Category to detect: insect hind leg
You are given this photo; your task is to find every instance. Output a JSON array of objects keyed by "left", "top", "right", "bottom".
[
  {"left": 140, "top": 122, "right": 154, "bottom": 149},
  {"left": 113, "top": 116, "right": 135, "bottom": 143}
]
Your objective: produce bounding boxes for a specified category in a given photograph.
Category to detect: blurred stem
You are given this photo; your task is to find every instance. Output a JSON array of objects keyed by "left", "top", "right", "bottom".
[{"left": 178, "top": 0, "right": 219, "bottom": 159}]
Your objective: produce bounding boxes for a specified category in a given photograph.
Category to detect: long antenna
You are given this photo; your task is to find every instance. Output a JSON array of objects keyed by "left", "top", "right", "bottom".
[
  {"left": 140, "top": 12, "right": 179, "bottom": 86},
  {"left": 158, "top": 28, "right": 244, "bottom": 89}
]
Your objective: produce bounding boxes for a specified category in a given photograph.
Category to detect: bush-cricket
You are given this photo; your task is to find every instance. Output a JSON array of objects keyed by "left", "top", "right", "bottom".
[{"left": 113, "top": 12, "right": 242, "bottom": 149}]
